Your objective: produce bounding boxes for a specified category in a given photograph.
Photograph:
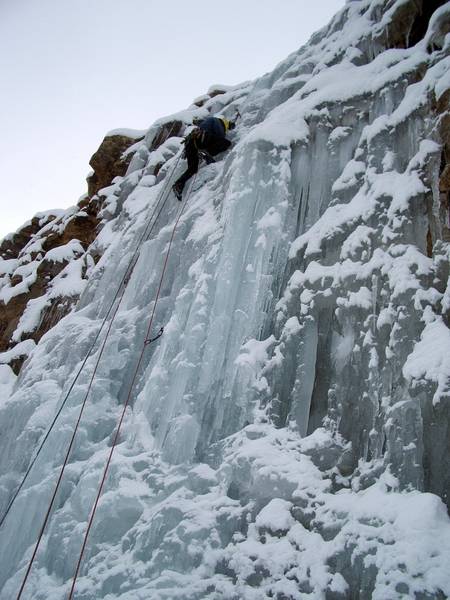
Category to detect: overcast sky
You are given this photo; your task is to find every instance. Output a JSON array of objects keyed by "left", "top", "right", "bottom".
[{"left": 0, "top": 0, "right": 344, "bottom": 240}]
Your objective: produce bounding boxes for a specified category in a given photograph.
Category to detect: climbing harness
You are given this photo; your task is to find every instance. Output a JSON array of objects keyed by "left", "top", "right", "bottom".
[
  {"left": 181, "top": 128, "right": 204, "bottom": 157},
  {"left": 13, "top": 143, "right": 183, "bottom": 600},
  {"left": 67, "top": 174, "right": 196, "bottom": 600}
]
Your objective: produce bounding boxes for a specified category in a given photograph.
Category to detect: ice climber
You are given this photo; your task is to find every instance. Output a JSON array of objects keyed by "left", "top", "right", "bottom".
[{"left": 172, "top": 116, "right": 235, "bottom": 200}]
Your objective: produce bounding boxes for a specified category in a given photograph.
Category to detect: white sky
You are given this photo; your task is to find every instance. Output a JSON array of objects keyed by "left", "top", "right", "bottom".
[{"left": 0, "top": 0, "right": 344, "bottom": 240}]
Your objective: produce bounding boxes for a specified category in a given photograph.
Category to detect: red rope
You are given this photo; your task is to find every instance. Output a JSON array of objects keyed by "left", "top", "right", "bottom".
[
  {"left": 1, "top": 131, "right": 181, "bottom": 535},
  {"left": 14, "top": 155, "right": 180, "bottom": 600},
  {"left": 67, "top": 184, "right": 192, "bottom": 599}
]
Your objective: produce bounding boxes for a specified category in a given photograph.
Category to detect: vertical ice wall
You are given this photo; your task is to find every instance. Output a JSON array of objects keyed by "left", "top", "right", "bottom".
[{"left": 0, "top": 1, "right": 450, "bottom": 599}]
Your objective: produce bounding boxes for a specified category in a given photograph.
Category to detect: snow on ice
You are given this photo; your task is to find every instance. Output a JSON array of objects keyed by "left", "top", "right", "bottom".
[{"left": 0, "top": 1, "right": 450, "bottom": 599}]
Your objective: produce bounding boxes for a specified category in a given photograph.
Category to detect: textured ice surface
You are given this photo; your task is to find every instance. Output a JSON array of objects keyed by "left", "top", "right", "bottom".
[{"left": 1, "top": 1, "right": 450, "bottom": 598}]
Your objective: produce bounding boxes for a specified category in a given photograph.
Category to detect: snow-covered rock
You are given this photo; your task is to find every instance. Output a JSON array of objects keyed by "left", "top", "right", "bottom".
[{"left": 0, "top": 1, "right": 450, "bottom": 599}]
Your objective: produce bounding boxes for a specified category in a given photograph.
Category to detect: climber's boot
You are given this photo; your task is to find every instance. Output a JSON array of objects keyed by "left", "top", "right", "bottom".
[
  {"left": 172, "top": 181, "right": 183, "bottom": 201},
  {"left": 199, "top": 150, "right": 216, "bottom": 165}
]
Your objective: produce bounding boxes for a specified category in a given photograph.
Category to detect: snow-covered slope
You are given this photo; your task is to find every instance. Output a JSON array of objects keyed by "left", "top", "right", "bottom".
[{"left": 1, "top": 1, "right": 450, "bottom": 598}]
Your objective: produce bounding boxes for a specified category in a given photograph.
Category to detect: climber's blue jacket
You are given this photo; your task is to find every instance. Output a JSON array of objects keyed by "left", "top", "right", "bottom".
[{"left": 199, "top": 117, "right": 228, "bottom": 138}]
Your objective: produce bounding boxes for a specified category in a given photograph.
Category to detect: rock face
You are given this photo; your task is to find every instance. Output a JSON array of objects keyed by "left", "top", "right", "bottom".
[
  {"left": 86, "top": 131, "right": 145, "bottom": 198},
  {"left": 0, "top": 202, "right": 98, "bottom": 374},
  {"left": 0, "top": 131, "right": 146, "bottom": 374},
  {"left": 1, "top": 1, "right": 450, "bottom": 600},
  {"left": 438, "top": 89, "right": 450, "bottom": 242}
]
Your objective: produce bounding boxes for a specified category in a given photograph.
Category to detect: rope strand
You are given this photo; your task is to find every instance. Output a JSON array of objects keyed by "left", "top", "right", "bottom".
[
  {"left": 68, "top": 176, "right": 194, "bottom": 600},
  {"left": 14, "top": 150, "right": 182, "bottom": 600},
  {"left": 1, "top": 150, "right": 181, "bottom": 533}
]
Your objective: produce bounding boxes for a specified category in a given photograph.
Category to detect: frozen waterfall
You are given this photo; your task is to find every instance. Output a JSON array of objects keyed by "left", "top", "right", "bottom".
[{"left": 1, "top": 1, "right": 450, "bottom": 598}]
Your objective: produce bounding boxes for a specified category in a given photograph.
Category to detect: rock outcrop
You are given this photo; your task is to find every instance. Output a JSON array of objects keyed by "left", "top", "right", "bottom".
[
  {"left": 0, "top": 131, "right": 148, "bottom": 374},
  {"left": 86, "top": 130, "right": 145, "bottom": 198},
  {"left": 0, "top": 199, "right": 99, "bottom": 373}
]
